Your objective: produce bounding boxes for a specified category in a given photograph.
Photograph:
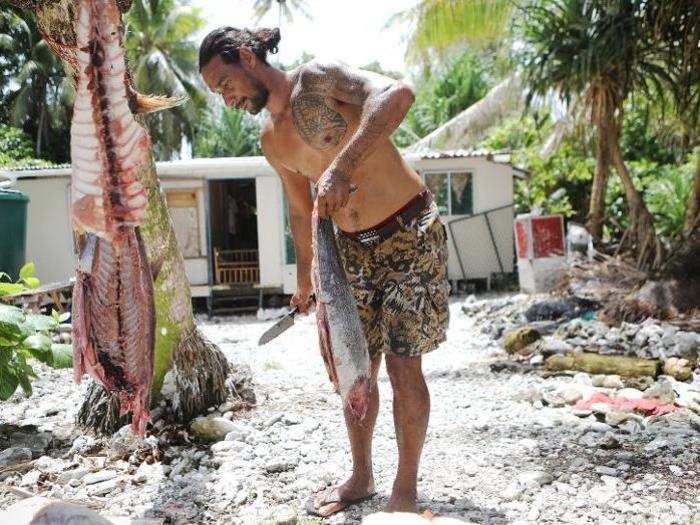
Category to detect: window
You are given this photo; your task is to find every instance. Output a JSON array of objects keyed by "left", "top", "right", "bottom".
[
  {"left": 422, "top": 171, "right": 473, "bottom": 216},
  {"left": 283, "top": 197, "right": 296, "bottom": 264},
  {"left": 165, "top": 190, "right": 201, "bottom": 258},
  {"left": 450, "top": 172, "right": 473, "bottom": 215},
  {"left": 424, "top": 173, "right": 449, "bottom": 215}
]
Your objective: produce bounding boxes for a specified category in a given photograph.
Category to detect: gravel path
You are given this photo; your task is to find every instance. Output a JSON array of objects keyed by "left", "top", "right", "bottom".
[{"left": 1, "top": 296, "right": 699, "bottom": 524}]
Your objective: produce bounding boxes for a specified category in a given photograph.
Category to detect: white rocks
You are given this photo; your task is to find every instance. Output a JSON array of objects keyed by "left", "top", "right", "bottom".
[
  {"left": 264, "top": 461, "right": 296, "bottom": 474},
  {"left": 617, "top": 388, "right": 644, "bottom": 399},
  {"left": 132, "top": 462, "right": 166, "bottom": 484},
  {"left": 0, "top": 447, "right": 32, "bottom": 468},
  {"left": 594, "top": 466, "right": 619, "bottom": 477},
  {"left": 70, "top": 435, "right": 97, "bottom": 456},
  {"left": 211, "top": 440, "right": 246, "bottom": 454},
  {"left": 669, "top": 465, "right": 683, "bottom": 476},
  {"left": 86, "top": 478, "right": 119, "bottom": 496},
  {"left": 516, "top": 470, "right": 553, "bottom": 488},
  {"left": 34, "top": 455, "right": 66, "bottom": 473},
  {"left": 83, "top": 469, "right": 117, "bottom": 486},
  {"left": 643, "top": 379, "right": 676, "bottom": 404},
  {"left": 273, "top": 505, "right": 297, "bottom": 525},
  {"left": 107, "top": 425, "right": 142, "bottom": 457},
  {"left": 20, "top": 469, "right": 41, "bottom": 487},
  {"left": 190, "top": 416, "right": 238, "bottom": 442},
  {"left": 591, "top": 375, "right": 624, "bottom": 389},
  {"left": 57, "top": 467, "right": 89, "bottom": 485}
]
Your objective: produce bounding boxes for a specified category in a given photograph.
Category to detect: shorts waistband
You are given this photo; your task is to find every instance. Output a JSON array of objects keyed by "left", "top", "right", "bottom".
[{"left": 339, "top": 189, "right": 433, "bottom": 246}]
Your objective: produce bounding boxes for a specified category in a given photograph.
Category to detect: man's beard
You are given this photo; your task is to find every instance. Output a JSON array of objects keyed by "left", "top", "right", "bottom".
[{"left": 247, "top": 80, "right": 269, "bottom": 115}]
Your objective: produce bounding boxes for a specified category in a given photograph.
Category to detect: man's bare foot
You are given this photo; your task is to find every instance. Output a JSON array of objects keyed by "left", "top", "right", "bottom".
[
  {"left": 307, "top": 475, "right": 375, "bottom": 517},
  {"left": 385, "top": 489, "right": 418, "bottom": 513}
]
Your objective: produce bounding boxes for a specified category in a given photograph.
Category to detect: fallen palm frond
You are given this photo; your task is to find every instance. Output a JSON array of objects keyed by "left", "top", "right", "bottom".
[{"left": 556, "top": 250, "right": 700, "bottom": 330}]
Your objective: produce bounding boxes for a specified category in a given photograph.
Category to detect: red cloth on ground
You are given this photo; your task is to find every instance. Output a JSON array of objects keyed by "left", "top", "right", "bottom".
[{"left": 574, "top": 392, "right": 677, "bottom": 416}]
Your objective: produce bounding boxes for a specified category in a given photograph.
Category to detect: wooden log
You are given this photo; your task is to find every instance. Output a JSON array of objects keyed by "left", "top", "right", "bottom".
[{"left": 545, "top": 352, "right": 661, "bottom": 378}]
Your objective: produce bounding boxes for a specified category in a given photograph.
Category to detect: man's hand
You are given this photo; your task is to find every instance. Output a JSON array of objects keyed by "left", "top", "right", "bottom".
[
  {"left": 316, "top": 167, "right": 351, "bottom": 218},
  {"left": 291, "top": 280, "right": 314, "bottom": 314}
]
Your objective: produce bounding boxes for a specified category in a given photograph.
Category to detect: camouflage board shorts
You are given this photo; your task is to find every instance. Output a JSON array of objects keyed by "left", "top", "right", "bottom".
[{"left": 336, "top": 196, "right": 450, "bottom": 358}]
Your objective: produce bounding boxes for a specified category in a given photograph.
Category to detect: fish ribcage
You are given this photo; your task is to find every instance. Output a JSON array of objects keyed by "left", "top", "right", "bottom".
[
  {"left": 70, "top": 0, "right": 149, "bottom": 239},
  {"left": 88, "top": 231, "right": 154, "bottom": 394}
]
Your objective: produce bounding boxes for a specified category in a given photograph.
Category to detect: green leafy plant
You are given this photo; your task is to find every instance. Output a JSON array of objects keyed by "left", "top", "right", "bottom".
[
  {"left": 0, "top": 303, "right": 72, "bottom": 400},
  {"left": 0, "top": 262, "right": 41, "bottom": 297}
]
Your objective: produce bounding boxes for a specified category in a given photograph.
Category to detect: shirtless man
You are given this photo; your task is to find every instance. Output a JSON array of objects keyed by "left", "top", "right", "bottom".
[{"left": 199, "top": 27, "right": 450, "bottom": 516}]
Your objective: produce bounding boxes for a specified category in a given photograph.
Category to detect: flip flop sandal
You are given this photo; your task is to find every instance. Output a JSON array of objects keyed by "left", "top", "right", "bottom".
[{"left": 305, "top": 486, "right": 377, "bottom": 518}]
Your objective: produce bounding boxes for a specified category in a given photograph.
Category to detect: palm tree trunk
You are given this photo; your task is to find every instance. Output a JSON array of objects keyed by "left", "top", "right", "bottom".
[
  {"left": 77, "top": 155, "right": 231, "bottom": 432},
  {"left": 586, "top": 118, "right": 610, "bottom": 239},
  {"left": 606, "top": 118, "right": 663, "bottom": 269},
  {"left": 683, "top": 148, "right": 700, "bottom": 235},
  {"left": 16, "top": 0, "right": 235, "bottom": 434},
  {"left": 36, "top": 101, "right": 46, "bottom": 157}
]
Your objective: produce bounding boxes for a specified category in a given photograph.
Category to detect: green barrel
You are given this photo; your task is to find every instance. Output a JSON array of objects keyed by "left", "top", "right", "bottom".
[{"left": 0, "top": 188, "right": 30, "bottom": 280}]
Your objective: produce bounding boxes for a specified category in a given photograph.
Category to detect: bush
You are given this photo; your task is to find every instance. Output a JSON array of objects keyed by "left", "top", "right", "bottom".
[
  {"left": 0, "top": 124, "right": 33, "bottom": 166},
  {"left": 0, "top": 303, "right": 72, "bottom": 400},
  {"left": 480, "top": 114, "right": 594, "bottom": 220},
  {"left": 0, "top": 262, "right": 40, "bottom": 297}
]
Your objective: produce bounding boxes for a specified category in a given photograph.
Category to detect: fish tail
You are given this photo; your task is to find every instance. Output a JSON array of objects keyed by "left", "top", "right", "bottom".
[{"left": 128, "top": 86, "right": 187, "bottom": 114}]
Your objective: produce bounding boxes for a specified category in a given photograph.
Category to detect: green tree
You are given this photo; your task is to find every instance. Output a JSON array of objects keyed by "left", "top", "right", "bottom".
[
  {"left": 517, "top": 0, "right": 664, "bottom": 267},
  {"left": 124, "top": 0, "right": 208, "bottom": 160},
  {"left": 193, "top": 107, "right": 262, "bottom": 158},
  {"left": 0, "top": 3, "right": 72, "bottom": 162},
  {"left": 394, "top": 51, "right": 492, "bottom": 147}
]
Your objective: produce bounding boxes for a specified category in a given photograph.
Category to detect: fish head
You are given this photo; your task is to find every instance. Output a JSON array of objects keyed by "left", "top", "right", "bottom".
[{"left": 346, "top": 376, "right": 371, "bottom": 422}]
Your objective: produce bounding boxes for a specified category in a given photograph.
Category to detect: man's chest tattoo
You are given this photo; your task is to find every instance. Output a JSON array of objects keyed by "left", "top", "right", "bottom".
[{"left": 291, "top": 93, "right": 348, "bottom": 150}]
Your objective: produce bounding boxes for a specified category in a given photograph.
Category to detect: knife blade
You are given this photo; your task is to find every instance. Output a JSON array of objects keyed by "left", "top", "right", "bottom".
[{"left": 257, "top": 307, "right": 299, "bottom": 346}]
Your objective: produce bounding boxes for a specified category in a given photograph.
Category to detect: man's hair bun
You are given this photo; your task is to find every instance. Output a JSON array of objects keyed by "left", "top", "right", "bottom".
[{"left": 257, "top": 27, "right": 281, "bottom": 55}]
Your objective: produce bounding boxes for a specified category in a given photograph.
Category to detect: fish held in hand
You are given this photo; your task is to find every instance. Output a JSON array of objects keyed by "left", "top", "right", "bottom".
[{"left": 312, "top": 206, "right": 371, "bottom": 420}]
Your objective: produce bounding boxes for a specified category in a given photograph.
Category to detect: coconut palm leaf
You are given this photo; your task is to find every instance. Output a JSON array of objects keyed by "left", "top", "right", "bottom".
[
  {"left": 389, "top": 0, "right": 513, "bottom": 64},
  {"left": 251, "top": 0, "right": 311, "bottom": 24},
  {"left": 125, "top": 0, "right": 207, "bottom": 159}
]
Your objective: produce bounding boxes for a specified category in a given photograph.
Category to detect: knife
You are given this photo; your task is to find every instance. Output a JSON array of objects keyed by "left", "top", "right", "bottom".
[{"left": 258, "top": 307, "right": 299, "bottom": 346}]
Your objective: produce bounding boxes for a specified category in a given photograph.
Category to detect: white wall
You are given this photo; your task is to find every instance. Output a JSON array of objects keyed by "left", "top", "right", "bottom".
[
  {"left": 16, "top": 178, "right": 75, "bottom": 284},
  {"left": 256, "top": 176, "right": 285, "bottom": 289},
  {"left": 415, "top": 158, "right": 515, "bottom": 281}
]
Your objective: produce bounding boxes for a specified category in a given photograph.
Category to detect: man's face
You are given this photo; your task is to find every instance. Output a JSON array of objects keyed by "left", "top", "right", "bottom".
[{"left": 201, "top": 55, "right": 269, "bottom": 115}]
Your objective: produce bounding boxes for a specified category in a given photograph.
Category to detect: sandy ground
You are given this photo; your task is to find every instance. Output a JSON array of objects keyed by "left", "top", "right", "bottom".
[{"left": 1, "top": 296, "right": 699, "bottom": 524}]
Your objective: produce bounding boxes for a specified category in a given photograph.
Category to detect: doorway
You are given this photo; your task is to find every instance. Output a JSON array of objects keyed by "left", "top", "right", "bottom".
[{"left": 208, "top": 179, "right": 259, "bottom": 286}]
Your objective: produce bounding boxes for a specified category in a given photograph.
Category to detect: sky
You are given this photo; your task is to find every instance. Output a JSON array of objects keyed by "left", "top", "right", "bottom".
[{"left": 192, "top": 0, "right": 419, "bottom": 76}]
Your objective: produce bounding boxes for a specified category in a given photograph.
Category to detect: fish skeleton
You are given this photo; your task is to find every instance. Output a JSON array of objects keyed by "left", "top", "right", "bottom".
[
  {"left": 70, "top": 0, "right": 150, "bottom": 238},
  {"left": 70, "top": 0, "right": 155, "bottom": 435},
  {"left": 312, "top": 207, "right": 370, "bottom": 420}
]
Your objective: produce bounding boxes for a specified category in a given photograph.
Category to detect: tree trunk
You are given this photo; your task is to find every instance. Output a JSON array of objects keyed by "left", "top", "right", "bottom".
[
  {"left": 586, "top": 118, "right": 611, "bottom": 239},
  {"left": 35, "top": 102, "right": 46, "bottom": 158},
  {"left": 606, "top": 119, "right": 663, "bottom": 269},
  {"left": 683, "top": 148, "right": 700, "bottom": 235},
  {"left": 545, "top": 353, "right": 661, "bottom": 378},
  {"left": 17, "top": 0, "right": 235, "bottom": 434}
]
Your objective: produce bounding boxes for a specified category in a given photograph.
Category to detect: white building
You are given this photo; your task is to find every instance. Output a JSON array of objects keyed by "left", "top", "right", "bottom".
[{"left": 8, "top": 150, "right": 521, "bottom": 309}]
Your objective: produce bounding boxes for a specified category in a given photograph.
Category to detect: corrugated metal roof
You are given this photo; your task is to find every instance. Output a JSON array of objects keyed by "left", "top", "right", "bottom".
[
  {"left": 3, "top": 149, "right": 527, "bottom": 179},
  {"left": 410, "top": 148, "right": 508, "bottom": 160}
]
